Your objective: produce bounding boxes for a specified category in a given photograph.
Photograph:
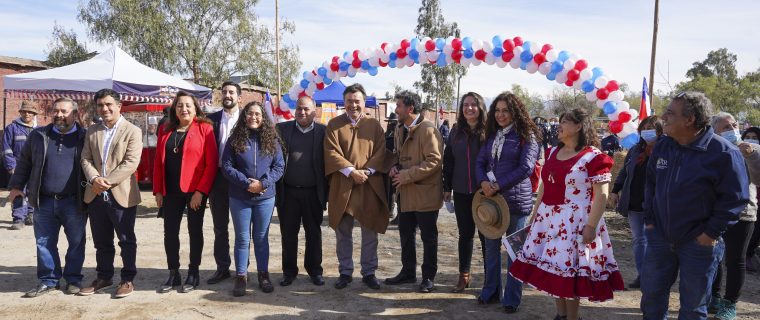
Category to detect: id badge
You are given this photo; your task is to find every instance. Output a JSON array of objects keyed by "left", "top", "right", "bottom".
[{"left": 486, "top": 171, "right": 497, "bottom": 183}]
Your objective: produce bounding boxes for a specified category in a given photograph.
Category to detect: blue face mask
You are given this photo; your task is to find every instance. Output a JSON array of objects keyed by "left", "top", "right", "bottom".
[
  {"left": 640, "top": 129, "right": 658, "bottom": 143},
  {"left": 720, "top": 129, "right": 741, "bottom": 144},
  {"left": 745, "top": 138, "right": 759, "bottom": 145}
]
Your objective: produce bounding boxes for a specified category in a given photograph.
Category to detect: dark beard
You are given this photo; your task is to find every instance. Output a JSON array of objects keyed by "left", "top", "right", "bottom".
[{"left": 222, "top": 100, "right": 236, "bottom": 109}]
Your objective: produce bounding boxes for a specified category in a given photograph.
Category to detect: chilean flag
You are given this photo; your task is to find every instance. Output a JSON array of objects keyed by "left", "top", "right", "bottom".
[
  {"left": 639, "top": 77, "right": 652, "bottom": 120},
  {"left": 268, "top": 90, "right": 293, "bottom": 122}
]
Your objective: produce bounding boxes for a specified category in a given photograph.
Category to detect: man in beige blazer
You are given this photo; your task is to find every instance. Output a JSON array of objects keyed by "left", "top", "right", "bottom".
[{"left": 79, "top": 89, "right": 143, "bottom": 298}]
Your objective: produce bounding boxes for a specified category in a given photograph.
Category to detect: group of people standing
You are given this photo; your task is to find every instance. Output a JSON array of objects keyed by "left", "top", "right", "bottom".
[{"left": 4, "top": 82, "right": 757, "bottom": 320}]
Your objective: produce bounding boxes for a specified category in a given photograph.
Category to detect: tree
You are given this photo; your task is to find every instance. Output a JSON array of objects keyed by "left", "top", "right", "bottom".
[
  {"left": 686, "top": 48, "right": 739, "bottom": 83},
  {"left": 414, "top": 0, "right": 466, "bottom": 112},
  {"left": 509, "top": 84, "right": 547, "bottom": 118},
  {"left": 45, "top": 23, "right": 96, "bottom": 67},
  {"left": 546, "top": 88, "right": 599, "bottom": 118},
  {"left": 78, "top": 0, "right": 301, "bottom": 89}
]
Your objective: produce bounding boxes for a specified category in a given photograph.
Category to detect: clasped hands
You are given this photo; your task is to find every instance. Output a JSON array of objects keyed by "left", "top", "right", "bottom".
[
  {"left": 480, "top": 181, "right": 500, "bottom": 197},
  {"left": 350, "top": 168, "right": 372, "bottom": 185}
]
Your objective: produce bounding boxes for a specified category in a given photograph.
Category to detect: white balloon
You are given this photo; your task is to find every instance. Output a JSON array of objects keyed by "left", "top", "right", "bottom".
[
  {"left": 556, "top": 72, "right": 568, "bottom": 84},
  {"left": 288, "top": 91, "right": 298, "bottom": 101},
  {"left": 443, "top": 44, "right": 453, "bottom": 55},
  {"left": 594, "top": 76, "right": 609, "bottom": 89},
  {"left": 573, "top": 79, "right": 583, "bottom": 90},
  {"left": 563, "top": 59, "right": 576, "bottom": 71},
  {"left": 628, "top": 109, "right": 639, "bottom": 120},
  {"left": 338, "top": 70, "right": 348, "bottom": 77},
  {"left": 368, "top": 58, "right": 379, "bottom": 67},
  {"left": 472, "top": 39, "right": 482, "bottom": 51},
  {"left": 509, "top": 58, "right": 520, "bottom": 69},
  {"left": 357, "top": 50, "right": 367, "bottom": 61},
  {"left": 343, "top": 51, "right": 351, "bottom": 61},
  {"left": 496, "top": 59, "right": 507, "bottom": 68},
  {"left": 586, "top": 91, "right": 598, "bottom": 102},
  {"left": 485, "top": 54, "right": 496, "bottom": 65},
  {"left": 530, "top": 42, "right": 541, "bottom": 55},
  {"left": 306, "top": 86, "right": 315, "bottom": 96},
  {"left": 427, "top": 51, "right": 440, "bottom": 61},
  {"left": 618, "top": 101, "right": 630, "bottom": 110},
  {"left": 608, "top": 90, "right": 624, "bottom": 102},
  {"left": 580, "top": 69, "right": 593, "bottom": 81},
  {"left": 513, "top": 46, "right": 523, "bottom": 57},
  {"left": 322, "top": 61, "right": 330, "bottom": 69},
  {"left": 526, "top": 61, "right": 539, "bottom": 74},
  {"left": 482, "top": 40, "right": 493, "bottom": 52},
  {"left": 473, "top": 59, "right": 482, "bottom": 66},
  {"left": 539, "top": 62, "right": 552, "bottom": 75},
  {"left": 545, "top": 49, "right": 558, "bottom": 62},
  {"left": 461, "top": 59, "right": 472, "bottom": 68},
  {"left": 407, "top": 57, "right": 415, "bottom": 67},
  {"left": 570, "top": 53, "right": 582, "bottom": 61},
  {"left": 596, "top": 99, "right": 608, "bottom": 109},
  {"left": 620, "top": 121, "right": 638, "bottom": 137},
  {"left": 327, "top": 70, "right": 336, "bottom": 79}
]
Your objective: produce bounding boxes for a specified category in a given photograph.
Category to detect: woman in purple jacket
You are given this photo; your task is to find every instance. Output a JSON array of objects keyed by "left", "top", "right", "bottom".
[
  {"left": 442, "top": 92, "right": 488, "bottom": 293},
  {"left": 475, "top": 92, "right": 540, "bottom": 312}
]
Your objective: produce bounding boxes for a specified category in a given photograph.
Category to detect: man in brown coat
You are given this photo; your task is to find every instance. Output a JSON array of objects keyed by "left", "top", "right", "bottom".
[
  {"left": 324, "top": 83, "right": 389, "bottom": 290},
  {"left": 385, "top": 90, "right": 443, "bottom": 293}
]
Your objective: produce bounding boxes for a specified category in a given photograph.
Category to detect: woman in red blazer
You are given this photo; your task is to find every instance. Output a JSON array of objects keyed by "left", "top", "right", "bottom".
[{"left": 153, "top": 91, "right": 218, "bottom": 293}]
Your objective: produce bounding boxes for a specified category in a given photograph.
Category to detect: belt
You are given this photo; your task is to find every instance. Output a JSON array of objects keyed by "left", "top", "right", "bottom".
[{"left": 42, "top": 193, "right": 75, "bottom": 200}]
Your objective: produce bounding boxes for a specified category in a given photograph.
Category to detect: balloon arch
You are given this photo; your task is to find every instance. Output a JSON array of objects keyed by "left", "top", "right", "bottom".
[{"left": 278, "top": 35, "right": 640, "bottom": 148}]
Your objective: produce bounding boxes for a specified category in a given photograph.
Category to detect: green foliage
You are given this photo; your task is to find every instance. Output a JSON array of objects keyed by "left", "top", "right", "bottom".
[
  {"left": 546, "top": 88, "right": 599, "bottom": 118},
  {"left": 77, "top": 0, "right": 301, "bottom": 89},
  {"left": 45, "top": 23, "right": 95, "bottom": 67},
  {"left": 510, "top": 84, "right": 547, "bottom": 118},
  {"left": 414, "top": 0, "right": 466, "bottom": 111}
]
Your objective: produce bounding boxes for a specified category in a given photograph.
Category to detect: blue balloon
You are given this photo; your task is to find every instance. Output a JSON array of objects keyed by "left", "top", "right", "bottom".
[
  {"left": 389, "top": 60, "right": 397, "bottom": 68},
  {"left": 348, "top": 71, "right": 356, "bottom": 78},
  {"left": 582, "top": 80, "right": 596, "bottom": 93},
  {"left": 300, "top": 79, "right": 309, "bottom": 89},
  {"left": 282, "top": 94, "right": 292, "bottom": 104},
  {"left": 409, "top": 49, "right": 420, "bottom": 60},
  {"left": 435, "top": 38, "right": 445, "bottom": 50},
  {"left": 520, "top": 62, "right": 528, "bottom": 70},
  {"left": 361, "top": 60, "right": 370, "bottom": 70},
  {"left": 410, "top": 37, "right": 420, "bottom": 49},
  {"left": 603, "top": 101, "right": 618, "bottom": 115},
  {"left": 323, "top": 77, "right": 333, "bottom": 85},
  {"left": 302, "top": 71, "right": 310, "bottom": 79},
  {"left": 368, "top": 67, "right": 378, "bottom": 76},
  {"left": 522, "top": 41, "right": 532, "bottom": 51},
  {"left": 492, "top": 47, "right": 504, "bottom": 57},
  {"left": 462, "top": 37, "right": 473, "bottom": 50},
  {"left": 520, "top": 51, "right": 533, "bottom": 63},
  {"left": 551, "top": 61, "right": 564, "bottom": 73},
  {"left": 339, "top": 62, "right": 350, "bottom": 71},
  {"left": 463, "top": 48, "right": 474, "bottom": 59},
  {"left": 620, "top": 133, "right": 640, "bottom": 149},
  {"left": 389, "top": 52, "right": 398, "bottom": 61},
  {"left": 437, "top": 52, "right": 447, "bottom": 66},
  {"left": 492, "top": 35, "right": 503, "bottom": 48},
  {"left": 592, "top": 67, "right": 604, "bottom": 79},
  {"left": 557, "top": 50, "right": 570, "bottom": 62},
  {"left": 547, "top": 72, "right": 557, "bottom": 81},
  {"left": 317, "top": 67, "right": 327, "bottom": 76}
]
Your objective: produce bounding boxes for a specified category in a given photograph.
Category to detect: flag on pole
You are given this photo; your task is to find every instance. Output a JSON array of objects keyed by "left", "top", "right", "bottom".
[
  {"left": 264, "top": 90, "right": 276, "bottom": 122},
  {"left": 639, "top": 77, "right": 651, "bottom": 120}
]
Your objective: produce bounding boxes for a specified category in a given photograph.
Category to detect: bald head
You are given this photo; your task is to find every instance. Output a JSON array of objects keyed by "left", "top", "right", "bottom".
[{"left": 295, "top": 96, "right": 316, "bottom": 127}]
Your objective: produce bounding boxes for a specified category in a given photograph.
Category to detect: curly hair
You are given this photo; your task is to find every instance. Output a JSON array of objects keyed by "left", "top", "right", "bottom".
[
  {"left": 558, "top": 108, "right": 599, "bottom": 151},
  {"left": 485, "top": 92, "right": 543, "bottom": 144},
  {"left": 454, "top": 92, "right": 487, "bottom": 143},
  {"left": 165, "top": 91, "right": 212, "bottom": 132},
  {"left": 228, "top": 101, "right": 279, "bottom": 155}
]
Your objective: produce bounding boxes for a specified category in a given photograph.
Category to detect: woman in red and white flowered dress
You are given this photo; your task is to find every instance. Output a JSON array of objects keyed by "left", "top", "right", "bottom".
[{"left": 509, "top": 108, "right": 624, "bottom": 320}]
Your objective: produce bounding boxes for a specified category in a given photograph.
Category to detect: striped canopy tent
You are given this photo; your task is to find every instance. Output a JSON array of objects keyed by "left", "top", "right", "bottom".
[{"left": 3, "top": 45, "right": 211, "bottom": 106}]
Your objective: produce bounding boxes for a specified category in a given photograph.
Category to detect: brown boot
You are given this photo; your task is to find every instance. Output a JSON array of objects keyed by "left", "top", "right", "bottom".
[
  {"left": 451, "top": 272, "right": 471, "bottom": 293},
  {"left": 232, "top": 275, "right": 247, "bottom": 297},
  {"left": 258, "top": 272, "right": 274, "bottom": 293}
]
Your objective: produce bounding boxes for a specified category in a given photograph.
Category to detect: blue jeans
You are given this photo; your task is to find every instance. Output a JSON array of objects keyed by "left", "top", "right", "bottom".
[
  {"left": 481, "top": 214, "right": 528, "bottom": 307},
  {"left": 229, "top": 196, "right": 275, "bottom": 275},
  {"left": 34, "top": 195, "right": 87, "bottom": 286},
  {"left": 628, "top": 211, "right": 647, "bottom": 275},
  {"left": 640, "top": 227, "right": 725, "bottom": 320},
  {"left": 11, "top": 187, "right": 33, "bottom": 221}
]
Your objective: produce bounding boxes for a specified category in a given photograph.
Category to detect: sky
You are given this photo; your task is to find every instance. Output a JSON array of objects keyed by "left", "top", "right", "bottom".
[{"left": 1, "top": 0, "right": 759, "bottom": 105}]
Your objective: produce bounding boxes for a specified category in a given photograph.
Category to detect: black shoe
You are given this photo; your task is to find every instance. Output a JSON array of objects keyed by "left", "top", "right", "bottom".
[
  {"left": 504, "top": 305, "right": 519, "bottom": 313},
  {"left": 418, "top": 279, "right": 434, "bottom": 293},
  {"left": 334, "top": 274, "right": 352, "bottom": 289},
  {"left": 258, "top": 272, "right": 274, "bottom": 293},
  {"left": 310, "top": 275, "right": 325, "bottom": 286},
  {"left": 628, "top": 275, "right": 641, "bottom": 289},
  {"left": 233, "top": 275, "right": 247, "bottom": 297},
  {"left": 362, "top": 275, "right": 381, "bottom": 290},
  {"left": 207, "top": 269, "right": 231, "bottom": 284},
  {"left": 24, "top": 283, "right": 59, "bottom": 298},
  {"left": 385, "top": 273, "right": 417, "bottom": 285},
  {"left": 159, "top": 269, "right": 182, "bottom": 293},
  {"left": 24, "top": 213, "right": 34, "bottom": 226},
  {"left": 182, "top": 271, "right": 200, "bottom": 293},
  {"left": 280, "top": 275, "right": 296, "bottom": 287}
]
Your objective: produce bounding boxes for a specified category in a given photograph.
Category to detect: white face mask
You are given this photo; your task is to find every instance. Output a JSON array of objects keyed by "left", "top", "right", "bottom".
[
  {"left": 720, "top": 128, "right": 742, "bottom": 145},
  {"left": 745, "top": 138, "right": 759, "bottom": 145}
]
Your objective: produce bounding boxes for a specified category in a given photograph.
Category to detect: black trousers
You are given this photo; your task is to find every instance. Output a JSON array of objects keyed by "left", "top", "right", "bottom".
[
  {"left": 398, "top": 210, "right": 439, "bottom": 280},
  {"left": 278, "top": 186, "right": 323, "bottom": 277},
  {"left": 88, "top": 192, "right": 137, "bottom": 282},
  {"left": 453, "top": 192, "right": 486, "bottom": 273},
  {"left": 747, "top": 219, "right": 760, "bottom": 258},
  {"left": 163, "top": 193, "right": 207, "bottom": 272},
  {"left": 712, "top": 220, "right": 754, "bottom": 303},
  {"left": 208, "top": 169, "right": 231, "bottom": 271}
]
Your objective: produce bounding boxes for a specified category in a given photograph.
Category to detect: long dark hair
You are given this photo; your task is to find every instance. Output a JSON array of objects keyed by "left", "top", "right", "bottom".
[
  {"left": 228, "top": 101, "right": 278, "bottom": 155},
  {"left": 166, "top": 91, "right": 211, "bottom": 131},
  {"left": 485, "top": 92, "right": 542, "bottom": 143},
  {"left": 636, "top": 115, "right": 663, "bottom": 149},
  {"left": 454, "top": 92, "right": 487, "bottom": 142},
  {"left": 558, "top": 108, "right": 599, "bottom": 151}
]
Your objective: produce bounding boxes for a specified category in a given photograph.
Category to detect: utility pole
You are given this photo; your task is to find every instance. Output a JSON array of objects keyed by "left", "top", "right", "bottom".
[
  {"left": 275, "top": 0, "right": 282, "bottom": 100},
  {"left": 648, "top": 0, "right": 659, "bottom": 106}
]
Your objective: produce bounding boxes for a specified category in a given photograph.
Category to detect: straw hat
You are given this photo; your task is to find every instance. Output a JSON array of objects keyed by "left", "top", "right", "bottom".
[
  {"left": 472, "top": 190, "right": 511, "bottom": 239},
  {"left": 19, "top": 101, "right": 39, "bottom": 114}
]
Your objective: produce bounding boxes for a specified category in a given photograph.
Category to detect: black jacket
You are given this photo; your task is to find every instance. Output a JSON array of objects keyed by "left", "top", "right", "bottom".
[{"left": 275, "top": 121, "right": 328, "bottom": 210}]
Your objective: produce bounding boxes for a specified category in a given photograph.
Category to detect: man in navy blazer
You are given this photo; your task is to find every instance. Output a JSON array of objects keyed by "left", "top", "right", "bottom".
[
  {"left": 205, "top": 81, "right": 242, "bottom": 284},
  {"left": 275, "top": 96, "right": 328, "bottom": 286}
]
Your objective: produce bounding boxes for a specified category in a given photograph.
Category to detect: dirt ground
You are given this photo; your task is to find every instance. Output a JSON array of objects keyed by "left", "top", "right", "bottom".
[{"left": 0, "top": 190, "right": 758, "bottom": 319}]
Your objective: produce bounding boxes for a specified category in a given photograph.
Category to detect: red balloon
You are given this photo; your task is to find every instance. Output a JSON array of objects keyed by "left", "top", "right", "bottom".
[
  {"left": 400, "top": 39, "right": 410, "bottom": 49},
  {"left": 330, "top": 62, "right": 339, "bottom": 72},
  {"left": 606, "top": 80, "right": 620, "bottom": 92},
  {"left": 352, "top": 59, "right": 362, "bottom": 69},
  {"left": 596, "top": 88, "right": 610, "bottom": 100},
  {"left": 332, "top": 56, "right": 340, "bottom": 63},
  {"left": 533, "top": 52, "right": 546, "bottom": 64},
  {"left": 502, "top": 51, "right": 515, "bottom": 62},
  {"left": 396, "top": 48, "right": 407, "bottom": 59},
  {"left": 609, "top": 121, "right": 623, "bottom": 134},
  {"left": 541, "top": 44, "right": 553, "bottom": 54},
  {"left": 452, "top": 38, "right": 462, "bottom": 50},
  {"left": 380, "top": 43, "right": 388, "bottom": 52},
  {"left": 298, "top": 91, "right": 308, "bottom": 98},
  {"left": 475, "top": 49, "right": 487, "bottom": 61},
  {"left": 565, "top": 80, "right": 574, "bottom": 87},
  {"left": 567, "top": 69, "right": 580, "bottom": 81},
  {"left": 618, "top": 111, "right": 632, "bottom": 123},
  {"left": 574, "top": 59, "right": 588, "bottom": 71},
  {"left": 451, "top": 50, "right": 463, "bottom": 62},
  {"left": 316, "top": 82, "right": 325, "bottom": 90},
  {"left": 353, "top": 50, "right": 360, "bottom": 59},
  {"left": 513, "top": 36, "right": 523, "bottom": 46},
  {"left": 378, "top": 59, "right": 388, "bottom": 67},
  {"left": 503, "top": 39, "right": 515, "bottom": 51},
  {"left": 425, "top": 40, "right": 436, "bottom": 52}
]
